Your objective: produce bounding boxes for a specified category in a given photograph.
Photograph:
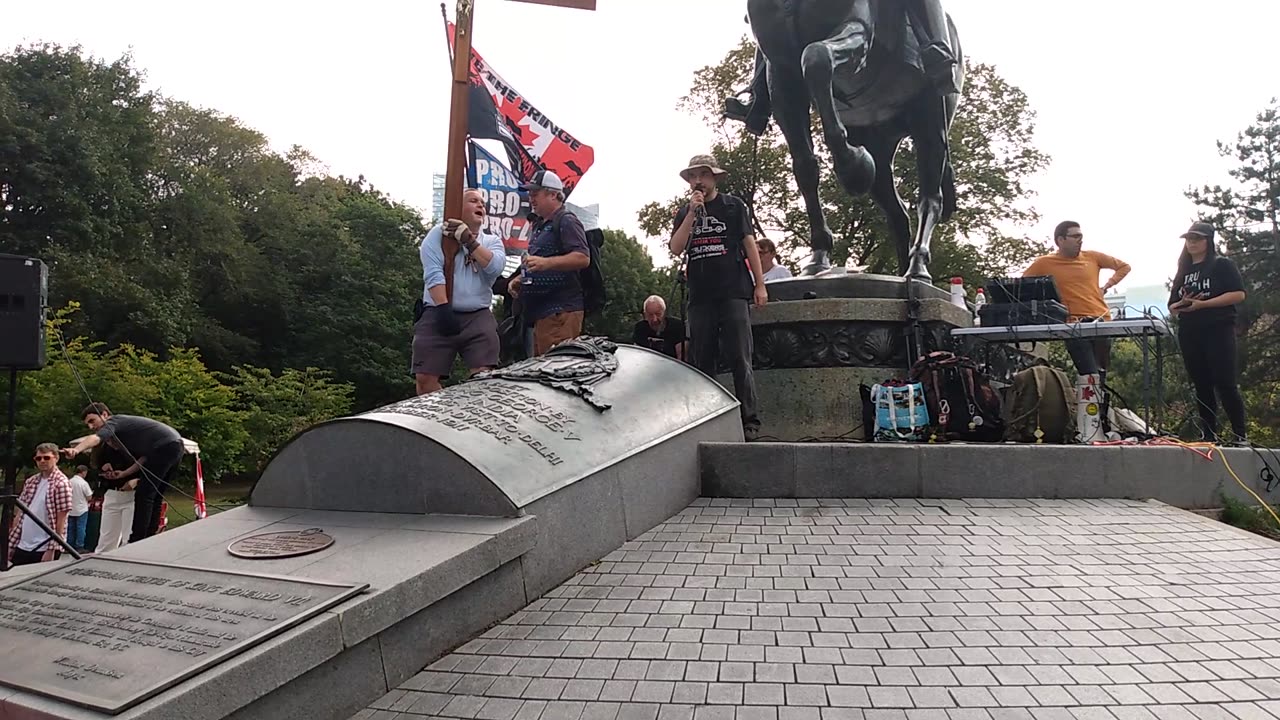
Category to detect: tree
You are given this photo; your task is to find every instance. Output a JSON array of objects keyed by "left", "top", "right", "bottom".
[
  {"left": 1, "top": 306, "right": 354, "bottom": 484},
  {"left": 588, "top": 229, "right": 671, "bottom": 341},
  {"left": 1186, "top": 100, "right": 1280, "bottom": 445},
  {"left": 638, "top": 38, "right": 1052, "bottom": 287},
  {"left": 1, "top": 44, "right": 426, "bottom": 411},
  {"left": 228, "top": 366, "right": 354, "bottom": 473}
]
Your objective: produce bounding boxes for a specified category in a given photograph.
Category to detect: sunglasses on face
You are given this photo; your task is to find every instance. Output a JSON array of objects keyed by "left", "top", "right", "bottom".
[{"left": 34, "top": 455, "right": 56, "bottom": 461}]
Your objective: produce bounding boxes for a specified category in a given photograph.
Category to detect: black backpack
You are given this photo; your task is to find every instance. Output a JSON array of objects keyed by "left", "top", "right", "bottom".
[
  {"left": 581, "top": 228, "right": 607, "bottom": 315},
  {"left": 908, "top": 351, "right": 1004, "bottom": 442},
  {"left": 550, "top": 212, "right": 606, "bottom": 315}
]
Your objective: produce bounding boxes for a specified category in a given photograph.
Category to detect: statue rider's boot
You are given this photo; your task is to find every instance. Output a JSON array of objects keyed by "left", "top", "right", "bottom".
[
  {"left": 921, "top": 42, "right": 959, "bottom": 95},
  {"left": 724, "top": 45, "right": 772, "bottom": 136},
  {"left": 724, "top": 96, "right": 770, "bottom": 137}
]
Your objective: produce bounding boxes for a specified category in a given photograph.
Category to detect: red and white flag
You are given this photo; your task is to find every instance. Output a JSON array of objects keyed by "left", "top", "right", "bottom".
[{"left": 446, "top": 21, "right": 595, "bottom": 196}]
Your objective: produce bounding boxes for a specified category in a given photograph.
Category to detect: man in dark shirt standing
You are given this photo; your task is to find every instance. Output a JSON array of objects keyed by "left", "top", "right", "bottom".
[
  {"left": 508, "top": 170, "right": 591, "bottom": 355},
  {"left": 632, "top": 295, "right": 686, "bottom": 361},
  {"left": 63, "top": 403, "right": 183, "bottom": 543},
  {"left": 670, "top": 154, "right": 768, "bottom": 440}
]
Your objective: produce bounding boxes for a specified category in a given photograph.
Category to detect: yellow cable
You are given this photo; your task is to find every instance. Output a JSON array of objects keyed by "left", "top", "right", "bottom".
[{"left": 1219, "top": 448, "right": 1280, "bottom": 529}]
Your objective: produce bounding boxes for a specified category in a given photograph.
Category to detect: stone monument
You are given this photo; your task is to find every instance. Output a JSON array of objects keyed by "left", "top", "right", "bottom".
[
  {"left": 0, "top": 340, "right": 742, "bottom": 720},
  {"left": 726, "top": 273, "right": 961, "bottom": 441}
]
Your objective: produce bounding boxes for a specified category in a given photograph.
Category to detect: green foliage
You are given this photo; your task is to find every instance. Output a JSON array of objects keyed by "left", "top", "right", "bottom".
[
  {"left": 0, "top": 44, "right": 423, "bottom": 412},
  {"left": 227, "top": 366, "right": 354, "bottom": 473},
  {"left": 1220, "top": 494, "right": 1280, "bottom": 540},
  {"left": 3, "top": 307, "right": 352, "bottom": 485},
  {"left": 638, "top": 38, "right": 1052, "bottom": 286},
  {"left": 1185, "top": 99, "right": 1280, "bottom": 444}
]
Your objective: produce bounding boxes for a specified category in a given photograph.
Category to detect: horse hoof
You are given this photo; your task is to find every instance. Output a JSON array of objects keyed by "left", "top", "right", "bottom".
[
  {"left": 834, "top": 145, "right": 876, "bottom": 196},
  {"left": 802, "top": 250, "right": 833, "bottom": 276},
  {"left": 905, "top": 262, "right": 933, "bottom": 283}
]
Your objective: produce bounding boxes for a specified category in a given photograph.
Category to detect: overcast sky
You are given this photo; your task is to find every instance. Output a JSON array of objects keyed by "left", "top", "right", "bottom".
[{"left": 6, "top": 1, "right": 1278, "bottom": 290}]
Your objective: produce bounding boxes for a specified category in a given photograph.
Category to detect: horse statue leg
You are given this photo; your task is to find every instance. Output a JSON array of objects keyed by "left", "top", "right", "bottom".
[
  {"left": 766, "top": 63, "right": 837, "bottom": 274},
  {"left": 799, "top": 10, "right": 877, "bottom": 202},
  {"left": 905, "top": 98, "right": 951, "bottom": 282},
  {"left": 856, "top": 130, "right": 913, "bottom": 275}
]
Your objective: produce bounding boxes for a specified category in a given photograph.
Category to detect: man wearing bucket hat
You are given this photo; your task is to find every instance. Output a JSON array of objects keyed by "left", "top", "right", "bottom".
[
  {"left": 1168, "top": 221, "right": 1249, "bottom": 443},
  {"left": 670, "top": 154, "right": 768, "bottom": 440}
]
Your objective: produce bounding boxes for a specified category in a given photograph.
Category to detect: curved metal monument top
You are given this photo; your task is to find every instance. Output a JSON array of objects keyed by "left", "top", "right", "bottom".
[{"left": 253, "top": 338, "right": 739, "bottom": 515}]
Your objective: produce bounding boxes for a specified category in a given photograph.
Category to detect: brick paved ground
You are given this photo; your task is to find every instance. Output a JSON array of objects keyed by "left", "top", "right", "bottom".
[{"left": 355, "top": 498, "right": 1280, "bottom": 720}]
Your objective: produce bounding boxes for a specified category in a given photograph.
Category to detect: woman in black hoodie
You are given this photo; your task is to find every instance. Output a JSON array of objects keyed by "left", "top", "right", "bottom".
[{"left": 1167, "top": 221, "right": 1248, "bottom": 443}]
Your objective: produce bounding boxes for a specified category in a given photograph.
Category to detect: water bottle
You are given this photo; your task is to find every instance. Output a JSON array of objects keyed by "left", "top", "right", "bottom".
[
  {"left": 974, "top": 288, "right": 987, "bottom": 326},
  {"left": 949, "top": 277, "right": 965, "bottom": 309}
]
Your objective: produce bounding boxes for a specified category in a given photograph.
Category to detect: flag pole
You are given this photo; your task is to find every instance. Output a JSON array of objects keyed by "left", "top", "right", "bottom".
[{"left": 441, "top": 0, "right": 476, "bottom": 304}]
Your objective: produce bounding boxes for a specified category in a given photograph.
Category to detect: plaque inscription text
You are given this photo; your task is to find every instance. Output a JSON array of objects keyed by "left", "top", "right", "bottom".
[
  {"left": 227, "top": 528, "right": 335, "bottom": 559},
  {"left": 0, "top": 557, "right": 364, "bottom": 714},
  {"left": 376, "top": 383, "right": 581, "bottom": 466}
]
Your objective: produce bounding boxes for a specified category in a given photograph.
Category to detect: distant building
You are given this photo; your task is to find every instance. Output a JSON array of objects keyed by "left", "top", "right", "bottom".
[
  {"left": 1105, "top": 293, "right": 1127, "bottom": 319},
  {"left": 430, "top": 173, "right": 446, "bottom": 224}
]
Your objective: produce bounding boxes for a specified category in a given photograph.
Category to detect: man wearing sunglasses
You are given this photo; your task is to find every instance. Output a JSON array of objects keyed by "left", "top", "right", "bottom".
[
  {"left": 1023, "top": 221, "right": 1132, "bottom": 375},
  {"left": 6, "top": 443, "right": 73, "bottom": 567}
]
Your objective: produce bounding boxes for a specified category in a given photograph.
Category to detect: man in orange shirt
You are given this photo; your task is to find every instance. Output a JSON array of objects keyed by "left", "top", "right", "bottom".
[{"left": 1023, "top": 221, "right": 1132, "bottom": 375}]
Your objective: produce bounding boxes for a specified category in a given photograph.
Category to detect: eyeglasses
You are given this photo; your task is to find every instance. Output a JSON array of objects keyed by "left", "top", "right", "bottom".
[{"left": 34, "top": 455, "right": 56, "bottom": 461}]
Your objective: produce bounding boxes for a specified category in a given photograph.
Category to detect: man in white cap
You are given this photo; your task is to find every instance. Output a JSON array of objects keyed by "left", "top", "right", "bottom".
[
  {"left": 508, "top": 170, "right": 591, "bottom": 355},
  {"left": 670, "top": 154, "right": 767, "bottom": 440}
]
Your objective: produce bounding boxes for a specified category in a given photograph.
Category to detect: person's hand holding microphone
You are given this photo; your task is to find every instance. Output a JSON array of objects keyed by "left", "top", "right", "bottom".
[{"left": 688, "top": 185, "right": 705, "bottom": 221}]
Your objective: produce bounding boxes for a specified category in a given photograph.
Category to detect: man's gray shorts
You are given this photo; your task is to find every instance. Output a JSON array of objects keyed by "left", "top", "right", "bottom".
[{"left": 412, "top": 307, "right": 500, "bottom": 376}]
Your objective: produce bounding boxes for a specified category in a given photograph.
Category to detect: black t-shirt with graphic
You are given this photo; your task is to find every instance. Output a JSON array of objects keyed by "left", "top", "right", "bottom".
[
  {"left": 632, "top": 317, "right": 686, "bottom": 358},
  {"left": 673, "top": 193, "right": 753, "bottom": 305},
  {"left": 1168, "top": 256, "right": 1245, "bottom": 330}
]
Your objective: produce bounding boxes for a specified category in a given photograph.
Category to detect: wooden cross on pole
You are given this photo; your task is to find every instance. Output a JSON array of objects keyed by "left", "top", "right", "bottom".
[{"left": 440, "top": 0, "right": 596, "bottom": 303}]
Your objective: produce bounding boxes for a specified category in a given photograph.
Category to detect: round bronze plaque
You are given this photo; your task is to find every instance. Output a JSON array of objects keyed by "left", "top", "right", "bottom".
[{"left": 228, "top": 528, "right": 334, "bottom": 559}]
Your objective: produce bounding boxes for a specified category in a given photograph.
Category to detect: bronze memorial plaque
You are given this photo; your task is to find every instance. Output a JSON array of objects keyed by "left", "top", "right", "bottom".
[
  {"left": 0, "top": 556, "right": 365, "bottom": 714},
  {"left": 227, "top": 528, "right": 334, "bottom": 559}
]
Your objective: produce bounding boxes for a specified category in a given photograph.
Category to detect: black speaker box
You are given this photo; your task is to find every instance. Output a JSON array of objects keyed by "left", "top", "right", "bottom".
[{"left": 0, "top": 254, "right": 48, "bottom": 370}]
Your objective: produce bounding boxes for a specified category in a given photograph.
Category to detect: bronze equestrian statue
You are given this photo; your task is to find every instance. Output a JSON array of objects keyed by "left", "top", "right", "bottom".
[{"left": 724, "top": 0, "right": 963, "bottom": 281}]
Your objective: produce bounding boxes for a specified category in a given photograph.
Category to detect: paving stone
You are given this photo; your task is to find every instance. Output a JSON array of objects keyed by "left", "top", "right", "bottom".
[
  {"left": 360, "top": 500, "right": 1280, "bottom": 719},
  {"left": 744, "top": 683, "right": 786, "bottom": 706}
]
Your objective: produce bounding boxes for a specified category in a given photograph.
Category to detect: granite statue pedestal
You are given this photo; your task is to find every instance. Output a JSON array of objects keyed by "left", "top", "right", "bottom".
[{"left": 729, "top": 273, "right": 972, "bottom": 441}]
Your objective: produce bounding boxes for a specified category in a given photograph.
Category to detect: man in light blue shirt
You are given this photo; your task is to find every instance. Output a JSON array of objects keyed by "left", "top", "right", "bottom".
[{"left": 412, "top": 189, "right": 507, "bottom": 394}]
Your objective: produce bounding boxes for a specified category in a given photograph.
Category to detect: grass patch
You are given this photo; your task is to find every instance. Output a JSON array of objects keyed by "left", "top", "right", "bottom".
[
  {"left": 1219, "top": 494, "right": 1280, "bottom": 540},
  {"left": 163, "top": 481, "right": 252, "bottom": 530}
]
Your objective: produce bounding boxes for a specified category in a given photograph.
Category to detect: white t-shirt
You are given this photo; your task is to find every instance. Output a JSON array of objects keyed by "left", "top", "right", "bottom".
[
  {"left": 69, "top": 474, "right": 94, "bottom": 516},
  {"left": 18, "top": 475, "right": 52, "bottom": 552},
  {"left": 763, "top": 264, "right": 793, "bottom": 282}
]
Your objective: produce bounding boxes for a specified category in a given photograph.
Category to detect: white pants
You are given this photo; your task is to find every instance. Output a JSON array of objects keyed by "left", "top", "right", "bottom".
[{"left": 95, "top": 489, "right": 136, "bottom": 554}]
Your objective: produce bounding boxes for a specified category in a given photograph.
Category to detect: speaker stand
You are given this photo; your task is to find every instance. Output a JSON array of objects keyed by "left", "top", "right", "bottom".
[{"left": 1, "top": 367, "right": 82, "bottom": 571}]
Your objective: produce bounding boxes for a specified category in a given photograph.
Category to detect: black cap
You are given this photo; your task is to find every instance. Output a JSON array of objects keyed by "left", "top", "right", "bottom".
[{"left": 1181, "top": 221, "right": 1215, "bottom": 241}]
